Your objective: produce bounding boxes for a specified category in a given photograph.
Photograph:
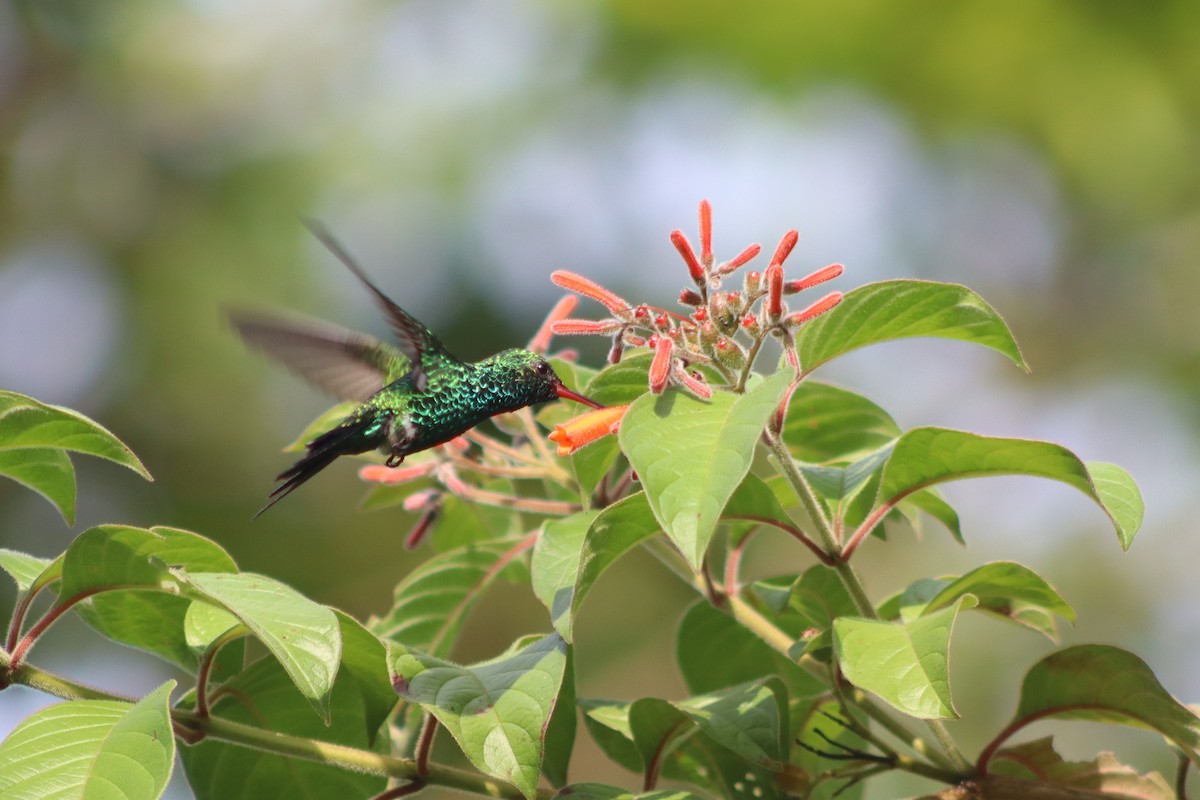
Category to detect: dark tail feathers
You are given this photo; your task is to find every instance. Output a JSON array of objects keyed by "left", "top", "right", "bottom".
[{"left": 254, "top": 416, "right": 380, "bottom": 517}]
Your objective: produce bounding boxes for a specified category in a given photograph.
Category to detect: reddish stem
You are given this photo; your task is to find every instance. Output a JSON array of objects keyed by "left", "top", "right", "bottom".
[
  {"left": 644, "top": 719, "right": 689, "bottom": 791},
  {"left": 195, "top": 629, "right": 245, "bottom": 719},
  {"left": 414, "top": 713, "right": 438, "bottom": 777},
  {"left": 724, "top": 514, "right": 836, "bottom": 566},
  {"left": 9, "top": 586, "right": 113, "bottom": 668}
]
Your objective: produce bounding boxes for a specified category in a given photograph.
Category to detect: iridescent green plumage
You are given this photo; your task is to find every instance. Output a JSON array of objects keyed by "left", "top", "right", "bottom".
[{"left": 234, "top": 224, "right": 599, "bottom": 515}]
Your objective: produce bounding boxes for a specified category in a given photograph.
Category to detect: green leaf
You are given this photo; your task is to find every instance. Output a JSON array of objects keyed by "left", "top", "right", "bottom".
[
  {"left": 989, "top": 737, "right": 1173, "bottom": 798},
  {"left": 721, "top": 474, "right": 804, "bottom": 541},
  {"left": 795, "top": 279, "right": 1026, "bottom": 373},
  {"left": 0, "top": 448, "right": 77, "bottom": 526},
  {"left": 877, "top": 428, "right": 1144, "bottom": 549},
  {"left": 620, "top": 372, "right": 793, "bottom": 570},
  {"left": 183, "top": 571, "right": 341, "bottom": 722},
  {"left": 179, "top": 614, "right": 389, "bottom": 800},
  {"left": 532, "top": 510, "right": 600, "bottom": 641},
  {"left": 675, "top": 678, "right": 789, "bottom": 768},
  {"left": 0, "top": 391, "right": 151, "bottom": 524},
  {"left": 0, "top": 548, "right": 52, "bottom": 593},
  {"left": 0, "top": 680, "right": 176, "bottom": 800},
  {"left": 833, "top": 596, "right": 977, "bottom": 719},
  {"left": 542, "top": 646, "right": 577, "bottom": 788},
  {"left": 993, "top": 645, "right": 1200, "bottom": 766},
  {"left": 532, "top": 494, "right": 661, "bottom": 642},
  {"left": 68, "top": 526, "right": 239, "bottom": 672},
  {"left": 925, "top": 561, "right": 1076, "bottom": 640},
  {"left": 901, "top": 488, "right": 964, "bottom": 544},
  {"left": 389, "top": 633, "right": 569, "bottom": 800},
  {"left": 580, "top": 692, "right": 793, "bottom": 798},
  {"left": 676, "top": 599, "right": 824, "bottom": 699},
  {"left": 585, "top": 353, "right": 653, "bottom": 406},
  {"left": 782, "top": 381, "right": 900, "bottom": 462},
  {"left": 370, "top": 539, "right": 524, "bottom": 656}
]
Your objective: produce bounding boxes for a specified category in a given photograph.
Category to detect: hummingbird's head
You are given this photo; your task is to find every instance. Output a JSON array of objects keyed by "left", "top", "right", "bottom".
[{"left": 488, "top": 349, "right": 603, "bottom": 409}]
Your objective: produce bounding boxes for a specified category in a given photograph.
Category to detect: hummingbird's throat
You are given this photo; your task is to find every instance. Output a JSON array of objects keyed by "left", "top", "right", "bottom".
[{"left": 555, "top": 384, "right": 604, "bottom": 409}]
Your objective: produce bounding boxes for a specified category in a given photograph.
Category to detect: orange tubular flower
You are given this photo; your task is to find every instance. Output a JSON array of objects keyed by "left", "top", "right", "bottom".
[
  {"left": 765, "top": 263, "right": 785, "bottom": 320},
  {"left": 786, "top": 291, "right": 843, "bottom": 326},
  {"left": 698, "top": 199, "right": 713, "bottom": 266},
  {"left": 551, "top": 270, "right": 630, "bottom": 315},
  {"left": 360, "top": 463, "right": 435, "bottom": 485},
  {"left": 784, "top": 263, "right": 844, "bottom": 294},
  {"left": 549, "top": 404, "right": 630, "bottom": 456}
]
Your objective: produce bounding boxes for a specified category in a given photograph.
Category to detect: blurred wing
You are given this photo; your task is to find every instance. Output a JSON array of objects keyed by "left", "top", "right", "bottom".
[
  {"left": 303, "top": 220, "right": 455, "bottom": 392},
  {"left": 231, "top": 313, "right": 410, "bottom": 402}
]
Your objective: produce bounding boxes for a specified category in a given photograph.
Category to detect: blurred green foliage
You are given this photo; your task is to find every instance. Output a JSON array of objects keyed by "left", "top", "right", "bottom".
[{"left": 2, "top": 1, "right": 1199, "bottom": 792}]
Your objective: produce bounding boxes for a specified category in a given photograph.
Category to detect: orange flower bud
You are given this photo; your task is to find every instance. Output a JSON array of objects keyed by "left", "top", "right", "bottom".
[
  {"left": 529, "top": 295, "right": 577, "bottom": 353},
  {"left": 360, "top": 463, "right": 434, "bottom": 485},
  {"left": 769, "top": 230, "right": 799, "bottom": 268},
  {"left": 722, "top": 243, "right": 761, "bottom": 272},
  {"left": 698, "top": 199, "right": 713, "bottom": 265},
  {"left": 548, "top": 404, "right": 630, "bottom": 456},
  {"left": 765, "top": 264, "right": 784, "bottom": 320},
  {"left": 649, "top": 335, "right": 673, "bottom": 393},
  {"left": 551, "top": 270, "right": 629, "bottom": 314},
  {"left": 670, "top": 230, "right": 705, "bottom": 284},
  {"left": 552, "top": 318, "right": 623, "bottom": 335},
  {"left": 786, "top": 291, "right": 843, "bottom": 326},
  {"left": 784, "top": 263, "right": 843, "bottom": 294}
]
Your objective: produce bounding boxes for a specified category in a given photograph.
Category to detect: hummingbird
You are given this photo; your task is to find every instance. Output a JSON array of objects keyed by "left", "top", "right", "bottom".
[{"left": 233, "top": 223, "right": 601, "bottom": 516}]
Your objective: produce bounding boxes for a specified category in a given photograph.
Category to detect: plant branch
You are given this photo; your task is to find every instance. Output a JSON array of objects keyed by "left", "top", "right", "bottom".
[{"left": 0, "top": 653, "right": 550, "bottom": 800}]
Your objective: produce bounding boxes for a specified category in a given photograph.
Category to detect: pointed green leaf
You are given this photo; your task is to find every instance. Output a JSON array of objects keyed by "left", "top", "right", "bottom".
[
  {"left": 585, "top": 352, "right": 653, "bottom": 406},
  {"left": 179, "top": 614, "right": 389, "bottom": 800},
  {"left": 834, "top": 596, "right": 977, "bottom": 719},
  {"left": 532, "top": 494, "right": 661, "bottom": 642},
  {"left": 0, "top": 447, "right": 77, "bottom": 525},
  {"left": 994, "top": 645, "right": 1200, "bottom": 766},
  {"left": 0, "top": 548, "right": 52, "bottom": 593},
  {"left": 0, "top": 392, "right": 150, "bottom": 524},
  {"left": 0, "top": 680, "right": 176, "bottom": 800},
  {"left": 901, "top": 488, "right": 964, "bottom": 544},
  {"left": 542, "top": 645, "right": 577, "bottom": 788},
  {"left": 69, "top": 526, "right": 238, "bottom": 671},
  {"left": 926, "top": 561, "right": 1076, "bottom": 640},
  {"left": 389, "top": 633, "right": 568, "bottom": 799},
  {"left": 579, "top": 700, "right": 644, "bottom": 773},
  {"left": 796, "top": 280, "right": 1026, "bottom": 372},
  {"left": 532, "top": 510, "right": 600, "bottom": 641},
  {"left": 878, "top": 428, "right": 1143, "bottom": 549},
  {"left": 721, "top": 474, "right": 805, "bottom": 540},
  {"left": 676, "top": 678, "right": 789, "bottom": 768},
  {"left": 990, "top": 737, "right": 1173, "bottom": 798},
  {"left": 183, "top": 571, "right": 341, "bottom": 721},
  {"left": 783, "top": 381, "right": 900, "bottom": 462},
  {"left": 620, "top": 372, "right": 793, "bottom": 570},
  {"left": 370, "top": 539, "right": 523, "bottom": 656}
]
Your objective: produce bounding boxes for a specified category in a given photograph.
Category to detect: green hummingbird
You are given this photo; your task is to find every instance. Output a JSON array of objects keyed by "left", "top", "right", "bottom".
[{"left": 233, "top": 223, "right": 601, "bottom": 516}]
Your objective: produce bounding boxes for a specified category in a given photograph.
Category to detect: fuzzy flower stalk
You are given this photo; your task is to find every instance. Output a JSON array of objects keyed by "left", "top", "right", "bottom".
[{"left": 550, "top": 199, "right": 845, "bottom": 397}]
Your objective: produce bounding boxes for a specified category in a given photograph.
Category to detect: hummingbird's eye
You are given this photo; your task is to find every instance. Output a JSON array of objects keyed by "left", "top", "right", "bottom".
[{"left": 535, "top": 361, "right": 550, "bottom": 376}]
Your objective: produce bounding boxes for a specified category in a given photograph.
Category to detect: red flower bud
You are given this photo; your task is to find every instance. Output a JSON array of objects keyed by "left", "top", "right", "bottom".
[
  {"left": 698, "top": 199, "right": 713, "bottom": 266},
  {"left": 670, "top": 230, "right": 705, "bottom": 284},
  {"left": 404, "top": 505, "right": 440, "bottom": 550},
  {"left": 693, "top": 307, "right": 708, "bottom": 322},
  {"left": 551, "top": 270, "right": 629, "bottom": 314},
  {"left": 741, "top": 312, "right": 759, "bottom": 332},
  {"left": 724, "top": 243, "right": 761, "bottom": 271},
  {"left": 552, "top": 318, "right": 623, "bottom": 335},
  {"left": 769, "top": 230, "right": 799, "bottom": 268},
  {"left": 745, "top": 270, "right": 762, "bottom": 295},
  {"left": 649, "top": 335, "right": 673, "bottom": 393},
  {"left": 765, "top": 264, "right": 784, "bottom": 320},
  {"left": 679, "top": 288, "right": 703, "bottom": 306},
  {"left": 785, "top": 263, "right": 844, "bottom": 294},
  {"left": 654, "top": 313, "right": 669, "bottom": 328},
  {"left": 786, "top": 291, "right": 843, "bottom": 326}
]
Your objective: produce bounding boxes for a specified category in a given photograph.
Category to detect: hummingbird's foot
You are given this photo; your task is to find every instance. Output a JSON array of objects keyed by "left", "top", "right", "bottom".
[{"left": 385, "top": 454, "right": 405, "bottom": 467}]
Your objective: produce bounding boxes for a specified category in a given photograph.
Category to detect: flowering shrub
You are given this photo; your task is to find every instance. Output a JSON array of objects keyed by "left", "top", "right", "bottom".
[{"left": 1, "top": 203, "right": 1191, "bottom": 800}]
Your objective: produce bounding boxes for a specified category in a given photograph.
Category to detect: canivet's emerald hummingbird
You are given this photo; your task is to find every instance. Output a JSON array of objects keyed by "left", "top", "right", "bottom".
[{"left": 234, "top": 223, "right": 601, "bottom": 515}]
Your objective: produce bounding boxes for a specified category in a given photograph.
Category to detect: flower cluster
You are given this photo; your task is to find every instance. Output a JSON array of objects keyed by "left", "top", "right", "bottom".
[{"left": 550, "top": 200, "right": 843, "bottom": 397}]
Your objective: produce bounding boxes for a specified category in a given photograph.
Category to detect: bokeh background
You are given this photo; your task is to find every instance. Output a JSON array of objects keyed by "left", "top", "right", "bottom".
[{"left": 2, "top": 1, "right": 1200, "bottom": 797}]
